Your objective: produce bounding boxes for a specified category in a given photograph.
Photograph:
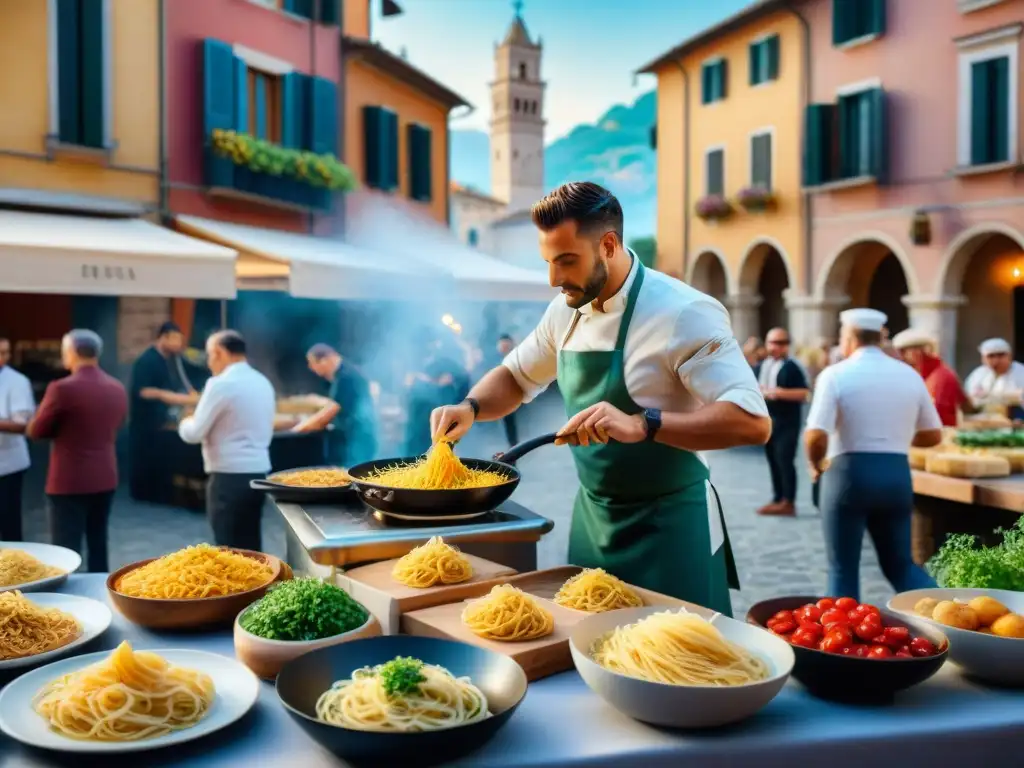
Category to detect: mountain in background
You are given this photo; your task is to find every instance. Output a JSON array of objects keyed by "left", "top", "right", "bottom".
[{"left": 449, "top": 90, "right": 657, "bottom": 238}]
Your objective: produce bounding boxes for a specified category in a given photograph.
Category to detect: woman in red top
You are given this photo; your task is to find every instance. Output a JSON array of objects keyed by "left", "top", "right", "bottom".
[{"left": 891, "top": 329, "right": 968, "bottom": 427}]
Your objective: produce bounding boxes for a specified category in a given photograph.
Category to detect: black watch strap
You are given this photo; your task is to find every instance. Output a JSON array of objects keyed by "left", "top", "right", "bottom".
[
  {"left": 643, "top": 408, "right": 662, "bottom": 441},
  {"left": 463, "top": 397, "right": 480, "bottom": 418}
]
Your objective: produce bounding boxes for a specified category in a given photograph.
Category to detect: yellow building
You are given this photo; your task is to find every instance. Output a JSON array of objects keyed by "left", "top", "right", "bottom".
[{"left": 640, "top": 0, "right": 805, "bottom": 340}]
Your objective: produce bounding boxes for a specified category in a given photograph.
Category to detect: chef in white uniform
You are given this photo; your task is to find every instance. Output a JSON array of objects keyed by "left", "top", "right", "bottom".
[
  {"left": 964, "top": 338, "right": 1024, "bottom": 418},
  {"left": 0, "top": 335, "right": 35, "bottom": 541}
]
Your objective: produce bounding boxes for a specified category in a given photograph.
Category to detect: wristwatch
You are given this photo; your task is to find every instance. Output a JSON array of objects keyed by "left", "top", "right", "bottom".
[{"left": 642, "top": 408, "right": 662, "bottom": 442}]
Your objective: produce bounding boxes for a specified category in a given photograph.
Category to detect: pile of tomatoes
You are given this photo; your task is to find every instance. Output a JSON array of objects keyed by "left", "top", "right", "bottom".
[{"left": 765, "top": 597, "right": 939, "bottom": 659}]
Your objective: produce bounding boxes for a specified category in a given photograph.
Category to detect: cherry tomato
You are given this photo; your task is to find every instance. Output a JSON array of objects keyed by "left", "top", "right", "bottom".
[
  {"left": 869, "top": 645, "right": 893, "bottom": 659},
  {"left": 895, "top": 650, "right": 913, "bottom": 658},
  {"left": 820, "top": 608, "right": 850, "bottom": 628},
  {"left": 772, "top": 619, "right": 797, "bottom": 635},
  {"left": 797, "top": 621, "right": 824, "bottom": 639},
  {"left": 855, "top": 621, "right": 882, "bottom": 642},
  {"left": 796, "top": 604, "right": 822, "bottom": 623},
  {"left": 909, "top": 637, "right": 937, "bottom": 658},
  {"left": 851, "top": 644, "right": 871, "bottom": 658},
  {"left": 771, "top": 610, "right": 795, "bottom": 624},
  {"left": 882, "top": 626, "right": 911, "bottom": 648},
  {"left": 896, "top": 645, "right": 911, "bottom": 656},
  {"left": 821, "top": 626, "right": 853, "bottom": 653},
  {"left": 834, "top": 597, "right": 858, "bottom": 611},
  {"left": 816, "top": 598, "right": 836, "bottom": 612},
  {"left": 790, "top": 628, "right": 818, "bottom": 648},
  {"left": 840, "top": 646, "right": 855, "bottom": 656}
]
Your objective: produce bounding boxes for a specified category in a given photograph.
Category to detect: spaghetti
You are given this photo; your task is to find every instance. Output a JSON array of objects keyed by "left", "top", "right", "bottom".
[
  {"left": 114, "top": 544, "right": 274, "bottom": 599},
  {"left": 462, "top": 584, "right": 554, "bottom": 642},
  {"left": 553, "top": 568, "right": 644, "bottom": 613},
  {"left": 591, "top": 610, "right": 770, "bottom": 687},
  {"left": 392, "top": 537, "right": 474, "bottom": 589},
  {"left": 315, "top": 656, "right": 488, "bottom": 733},
  {"left": 0, "top": 591, "right": 81, "bottom": 660},
  {"left": 0, "top": 549, "right": 64, "bottom": 588},
  {"left": 274, "top": 468, "right": 352, "bottom": 487},
  {"left": 32, "top": 641, "right": 216, "bottom": 741},
  {"left": 368, "top": 441, "right": 510, "bottom": 490}
]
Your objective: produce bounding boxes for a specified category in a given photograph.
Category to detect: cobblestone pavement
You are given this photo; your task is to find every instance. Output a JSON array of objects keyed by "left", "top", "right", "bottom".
[{"left": 19, "top": 390, "right": 893, "bottom": 616}]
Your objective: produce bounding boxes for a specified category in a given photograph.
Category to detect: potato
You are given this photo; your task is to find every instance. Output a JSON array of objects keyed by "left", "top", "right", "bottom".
[
  {"left": 979, "top": 626, "right": 994, "bottom": 634},
  {"left": 990, "top": 613, "right": 1024, "bottom": 639},
  {"left": 967, "top": 596, "right": 1010, "bottom": 627},
  {"left": 932, "top": 600, "right": 980, "bottom": 631},
  {"left": 914, "top": 597, "right": 939, "bottom": 618}
]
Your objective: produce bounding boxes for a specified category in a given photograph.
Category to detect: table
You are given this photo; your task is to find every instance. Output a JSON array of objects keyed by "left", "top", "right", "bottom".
[{"left": 3, "top": 575, "right": 1024, "bottom": 768}]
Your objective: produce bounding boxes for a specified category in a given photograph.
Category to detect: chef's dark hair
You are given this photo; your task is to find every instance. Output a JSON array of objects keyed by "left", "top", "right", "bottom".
[
  {"left": 307, "top": 343, "right": 338, "bottom": 361},
  {"left": 211, "top": 330, "right": 246, "bottom": 356},
  {"left": 156, "top": 321, "right": 182, "bottom": 338},
  {"left": 530, "top": 182, "right": 623, "bottom": 244}
]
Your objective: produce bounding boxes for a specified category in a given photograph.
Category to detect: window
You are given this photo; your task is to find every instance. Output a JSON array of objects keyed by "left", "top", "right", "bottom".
[
  {"left": 519, "top": 62, "right": 527, "bottom": 79},
  {"left": 54, "top": 0, "right": 108, "bottom": 148},
  {"left": 407, "top": 123, "right": 432, "bottom": 202},
  {"left": 468, "top": 228, "right": 479, "bottom": 247},
  {"left": 832, "top": 0, "right": 886, "bottom": 47},
  {"left": 803, "top": 86, "right": 888, "bottom": 186},
  {"left": 701, "top": 59, "right": 728, "bottom": 104},
  {"left": 363, "top": 106, "right": 399, "bottom": 191},
  {"left": 958, "top": 36, "right": 1017, "bottom": 167},
  {"left": 749, "top": 35, "right": 780, "bottom": 85},
  {"left": 705, "top": 148, "right": 725, "bottom": 196},
  {"left": 514, "top": 98, "right": 520, "bottom": 112},
  {"left": 751, "top": 130, "right": 772, "bottom": 189},
  {"left": 530, "top": 100, "right": 537, "bottom": 114},
  {"left": 276, "top": 0, "right": 341, "bottom": 24},
  {"left": 247, "top": 69, "right": 282, "bottom": 142}
]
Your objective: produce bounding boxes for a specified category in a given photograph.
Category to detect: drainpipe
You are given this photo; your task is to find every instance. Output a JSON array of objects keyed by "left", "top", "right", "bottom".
[
  {"left": 669, "top": 60, "right": 690, "bottom": 281},
  {"left": 785, "top": 0, "right": 813, "bottom": 297},
  {"left": 158, "top": 0, "right": 168, "bottom": 219}
]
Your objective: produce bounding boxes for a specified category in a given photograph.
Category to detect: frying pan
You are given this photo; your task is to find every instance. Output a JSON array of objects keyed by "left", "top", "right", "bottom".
[
  {"left": 250, "top": 466, "right": 357, "bottom": 504},
  {"left": 347, "top": 432, "right": 557, "bottom": 517}
]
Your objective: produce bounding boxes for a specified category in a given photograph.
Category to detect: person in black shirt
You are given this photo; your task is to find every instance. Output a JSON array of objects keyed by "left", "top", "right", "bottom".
[{"left": 403, "top": 330, "right": 468, "bottom": 455}]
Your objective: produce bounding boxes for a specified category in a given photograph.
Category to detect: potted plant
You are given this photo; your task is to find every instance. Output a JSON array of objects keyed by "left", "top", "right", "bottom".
[
  {"left": 736, "top": 185, "right": 776, "bottom": 213},
  {"left": 210, "top": 129, "right": 359, "bottom": 192},
  {"left": 695, "top": 194, "right": 733, "bottom": 221}
]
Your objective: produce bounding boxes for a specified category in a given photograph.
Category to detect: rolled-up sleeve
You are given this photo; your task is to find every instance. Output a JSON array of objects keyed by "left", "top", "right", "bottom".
[
  {"left": 805, "top": 368, "right": 839, "bottom": 433},
  {"left": 502, "top": 300, "right": 561, "bottom": 403},
  {"left": 671, "top": 300, "right": 768, "bottom": 418}
]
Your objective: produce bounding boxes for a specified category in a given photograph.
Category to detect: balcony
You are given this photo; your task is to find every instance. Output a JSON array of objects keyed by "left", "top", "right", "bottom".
[
  {"left": 958, "top": 0, "right": 1009, "bottom": 13},
  {"left": 205, "top": 155, "right": 332, "bottom": 212}
]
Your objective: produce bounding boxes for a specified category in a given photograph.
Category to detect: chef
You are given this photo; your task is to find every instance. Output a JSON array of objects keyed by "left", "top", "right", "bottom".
[
  {"left": 804, "top": 308, "right": 941, "bottom": 600},
  {"left": 891, "top": 328, "right": 970, "bottom": 427},
  {"left": 964, "top": 338, "right": 1024, "bottom": 419},
  {"left": 430, "top": 182, "right": 771, "bottom": 617}
]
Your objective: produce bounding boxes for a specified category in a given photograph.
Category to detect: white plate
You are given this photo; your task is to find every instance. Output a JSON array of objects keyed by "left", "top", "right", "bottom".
[
  {"left": 0, "top": 648, "right": 260, "bottom": 753},
  {"left": 0, "top": 542, "right": 82, "bottom": 593},
  {"left": 0, "top": 593, "right": 112, "bottom": 671}
]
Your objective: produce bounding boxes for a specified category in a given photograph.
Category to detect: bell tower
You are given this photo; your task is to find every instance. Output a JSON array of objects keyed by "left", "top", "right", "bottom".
[{"left": 489, "top": 0, "right": 545, "bottom": 211}]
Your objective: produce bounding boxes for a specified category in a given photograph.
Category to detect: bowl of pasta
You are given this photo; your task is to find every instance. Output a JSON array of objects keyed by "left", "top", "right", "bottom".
[
  {"left": 106, "top": 544, "right": 285, "bottom": 630},
  {"left": 569, "top": 605, "right": 795, "bottom": 729},
  {"left": 275, "top": 634, "right": 527, "bottom": 766}
]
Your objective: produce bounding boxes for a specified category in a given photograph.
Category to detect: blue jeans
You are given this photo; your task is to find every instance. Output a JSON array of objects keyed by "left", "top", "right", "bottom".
[{"left": 820, "top": 452, "right": 936, "bottom": 601}]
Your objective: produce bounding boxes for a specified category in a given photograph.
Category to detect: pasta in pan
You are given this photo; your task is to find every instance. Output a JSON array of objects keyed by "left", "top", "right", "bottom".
[{"left": 368, "top": 441, "right": 510, "bottom": 490}]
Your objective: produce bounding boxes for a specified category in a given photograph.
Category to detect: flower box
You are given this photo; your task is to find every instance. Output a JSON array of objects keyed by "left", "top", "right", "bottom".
[
  {"left": 736, "top": 186, "right": 776, "bottom": 212},
  {"left": 209, "top": 130, "right": 358, "bottom": 193},
  {"left": 695, "top": 194, "right": 733, "bottom": 221}
]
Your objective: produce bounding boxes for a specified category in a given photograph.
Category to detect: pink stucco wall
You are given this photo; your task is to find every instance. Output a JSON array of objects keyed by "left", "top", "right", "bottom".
[
  {"left": 165, "top": 0, "right": 341, "bottom": 232},
  {"left": 802, "top": 0, "right": 1024, "bottom": 299}
]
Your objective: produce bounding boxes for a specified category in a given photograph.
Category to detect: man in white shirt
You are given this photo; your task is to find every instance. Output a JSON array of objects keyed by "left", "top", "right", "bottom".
[
  {"left": 964, "top": 338, "right": 1024, "bottom": 419},
  {"left": 804, "top": 308, "right": 942, "bottom": 600},
  {"left": 0, "top": 336, "right": 35, "bottom": 541},
  {"left": 179, "top": 331, "right": 275, "bottom": 551},
  {"left": 429, "top": 182, "right": 771, "bottom": 617}
]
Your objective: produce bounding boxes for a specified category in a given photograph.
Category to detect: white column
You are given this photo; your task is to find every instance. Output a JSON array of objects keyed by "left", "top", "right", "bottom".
[
  {"left": 725, "top": 293, "right": 762, "bottom": 341},
  {"left": 901, "top": 294, "right": 966, "bottom": 366},
  {"left": 785, "top": 293, "right": 850, "bottom": 349}
]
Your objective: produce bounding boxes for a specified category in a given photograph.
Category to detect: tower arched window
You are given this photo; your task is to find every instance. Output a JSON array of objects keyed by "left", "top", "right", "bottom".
[
  {"left": 519, "top": 62, "right": 527, "bottom": 80},
  {"left": 514, "top": 98, "right": 520, "bottom": 112},
  {"left": 467, "top": 228, "right": 479, "bottom": 247},
  {"left": 530, "top": 101, "right": 537, "bottom": 114}
]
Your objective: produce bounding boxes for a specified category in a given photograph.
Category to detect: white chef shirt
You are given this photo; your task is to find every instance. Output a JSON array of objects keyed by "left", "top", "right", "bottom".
[
  {"left": 503, "top": 254, "right": 768, "bottom": 418},
  {"left": 805, "top": 346, "right": 941, "bottom": 458},
  {"left": 964, "top": 360, "right": 1024, "bottom": 406},
  {"left": 178, "top": 361, "right": 275, "bottom": 474},
  {"left": 0, "top": 366, "right": 35, "bottom": 477}
]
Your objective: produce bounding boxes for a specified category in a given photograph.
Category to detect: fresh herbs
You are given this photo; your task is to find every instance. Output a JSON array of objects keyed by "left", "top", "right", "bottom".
[
  {"left": 378, "top": 657, "right": 426, "bottom": 698},
  {"left": 926, "top": 517, "right": 1024, "bottom": 591},
  {"left": 953, "top": 430, "right": 1024, "bottom": 449},
  {"left": 240, "top": 578, "right": 368, "bottom": 642}
]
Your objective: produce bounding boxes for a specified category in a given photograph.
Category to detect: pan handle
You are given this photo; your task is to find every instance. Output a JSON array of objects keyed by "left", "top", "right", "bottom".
[
  {"left": 250, "top": 479, "right": 277, "bottom": 491},
  {"left": 494, "top": 432, "right": 558, "bottom": 465}
]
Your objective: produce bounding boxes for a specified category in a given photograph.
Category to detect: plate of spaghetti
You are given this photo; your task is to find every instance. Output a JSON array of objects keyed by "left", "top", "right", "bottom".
[
  {"left": 0, "top": 543, "right": 82, "bottom": 593},
  {"left": 107, "top": 544, "right": 284, "bottom": 629},
  {"left": 0, "top": 641, "right": 259, "bottom": 753},
  {"left": 569, "top": 606, "right": 794, "bottom": 728},
  {"left": 251, "top": 466, "right": 356, "bottom": 503},
  {"left": 0, "top": 591, "right": 111, "bottom": 670},
  {"left": 276, "top": 634, "right": 527, "bottom": 764}
]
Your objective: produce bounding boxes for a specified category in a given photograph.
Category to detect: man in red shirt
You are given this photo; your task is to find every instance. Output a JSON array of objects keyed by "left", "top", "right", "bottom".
[
  {"left": 891, "top": 329, "right": 967, "bottom": 427},
  {"left": 27, "top": 330, "right": 127, "bottom": 572}
]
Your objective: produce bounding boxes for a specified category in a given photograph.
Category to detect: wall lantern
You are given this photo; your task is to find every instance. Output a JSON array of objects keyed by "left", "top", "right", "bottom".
[{"left": 910, "top": 210, "right": 931, "bottom": 246}]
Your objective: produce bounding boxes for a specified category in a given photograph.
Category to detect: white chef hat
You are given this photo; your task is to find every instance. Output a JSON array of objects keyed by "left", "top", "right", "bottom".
[
  {"left": 979, "top": 337, "right": 1012, "bottom": 355},
  {"left": 892, "top": 328, "right": 936, "bottom": 350},
  {"left": 839, "top": 308, "right": 887, "bottom": 333}
]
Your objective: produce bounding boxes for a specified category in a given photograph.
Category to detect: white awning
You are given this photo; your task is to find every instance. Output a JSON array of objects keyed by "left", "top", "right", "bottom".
[
  {"left": 176, "top": 215, "right": 435, "bottom": 301},
  {"left": 410, "top": 244, "right": 555, "bottom": 302},
  {"left": 0, "top": 211, "right": 238, "bottom": 299}
]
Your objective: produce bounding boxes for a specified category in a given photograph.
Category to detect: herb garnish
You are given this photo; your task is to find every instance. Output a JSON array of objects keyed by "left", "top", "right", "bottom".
[
  {"left": 926, "top": 517, "right": 1024, "bottom": 591},
  {"left": 378, "top": 657, "right": 426, "bottom": 698},
  {"left": 240, "top": 578, "right": 368, "bottom": 642}
]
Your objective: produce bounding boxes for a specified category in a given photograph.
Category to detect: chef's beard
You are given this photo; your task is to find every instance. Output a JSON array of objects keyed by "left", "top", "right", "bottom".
[{"left": 560, "top": 259, "right": 608, "bottom": 309}]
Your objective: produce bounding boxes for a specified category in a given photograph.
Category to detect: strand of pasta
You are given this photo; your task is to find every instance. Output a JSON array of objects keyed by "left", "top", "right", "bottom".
[{"left": 368, "top": 442, "right": 510, "bottom": 490}]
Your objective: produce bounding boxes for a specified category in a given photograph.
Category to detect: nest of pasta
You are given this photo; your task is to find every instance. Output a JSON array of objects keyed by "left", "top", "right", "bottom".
[{"left": 366, "top": 442, "right": 512, "bottom": 491}]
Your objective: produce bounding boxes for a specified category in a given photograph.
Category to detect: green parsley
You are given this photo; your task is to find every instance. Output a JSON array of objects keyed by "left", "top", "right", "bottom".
[
  {"left": 926, "top": 517, "right": 1024, "bottom": 591},
  {"left": 240, "top": 578, "right": 369, "bottom": 642},
  {"left": 378, "top": 657, "right": 426, "bottom": 698}
]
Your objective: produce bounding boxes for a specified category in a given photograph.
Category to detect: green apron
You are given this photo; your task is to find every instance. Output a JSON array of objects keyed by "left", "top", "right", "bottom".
[{"left": 559, "top": 261, "right": 739, "bottom": 617}]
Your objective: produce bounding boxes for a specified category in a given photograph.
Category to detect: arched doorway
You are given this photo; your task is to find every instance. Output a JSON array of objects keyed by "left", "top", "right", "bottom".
[
  {"left": 688, "top": 250, "right": 728, "bottom": 303},
  {"left": 738, "top": 241, "right": 791, "bottom": 336},
  {"left": 939, "top": 226, "right": 1024, "bottom": 377},
  {"left": 818, "top": 237, "right": 913, "bottom": 337}
]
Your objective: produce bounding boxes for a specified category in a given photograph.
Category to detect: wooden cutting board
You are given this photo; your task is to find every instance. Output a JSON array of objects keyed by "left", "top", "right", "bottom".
[{"left": 400, "top": 594, "right": 586, "bottom": 681}]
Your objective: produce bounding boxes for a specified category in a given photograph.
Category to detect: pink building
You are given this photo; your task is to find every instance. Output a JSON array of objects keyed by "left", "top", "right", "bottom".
[{"left": 790, "top": 0, "right": 1023, "bottom": 373}]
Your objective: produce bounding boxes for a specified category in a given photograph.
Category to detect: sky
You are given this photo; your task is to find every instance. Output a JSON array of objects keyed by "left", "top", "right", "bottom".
[{"left": 372, "top": 0, "right": 757, "bottom": 141}]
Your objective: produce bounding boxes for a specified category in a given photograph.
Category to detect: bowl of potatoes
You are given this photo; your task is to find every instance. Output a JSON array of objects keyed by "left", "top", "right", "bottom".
[{"left": 888, "top": 588, "right": 1024, "bottom": 685}]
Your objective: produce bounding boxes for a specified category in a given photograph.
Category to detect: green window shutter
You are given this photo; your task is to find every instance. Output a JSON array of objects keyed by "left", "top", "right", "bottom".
[
  {"left": 867, "top": 88, "right": 888, "bottom": 182},
  {"left": 407, "top": 124, "right": 432, "bottom": 202},
  {"left": 279, "top": 72, "right": 306, "bottom": 149},
  {"left": 79, "top": 0, "right": 105, "bottom": 148},
  {"left": 234, "top": 57, "right": 248, "bottom": 132},
  {"left": 867, "top": 0, "right": 886, "bottom": 37},
  {"left": 288, "top": 0, "right": 314, "bottom": 19},
  {"left": 717, "top": 60, "right": 728, "bottom": 100},
  {"left": 202, "top": 38, "right": 237, "bottom": 187},
  {"left": 254, "top": 74, "right": 268, "bottom": 140},
  {"left": 706, "top": 150, "right": 724, "bottom": 196},
  {"left": 363, "top": 106, "right": 383, "bottom": 188},
  {"left": 752, "top": 133, "right": 772, "bottom": 189},
  {"left": 701, "top": 64, "right": 712, "bottom": 104},
  {"left": 309, "top": 77, "right": 339, "bottom": 155},
  {"left": 991, "top": 57, "right": 1010, "bottom": 163},
  {"left": 832, "top": 0, "right": 850, "bottom": 45},
  {"left": 804, "top": 104, "right": 835, "bottom": 186},
  {"left": 837, "top": 93, "right": 858, "bottom": 178},
  {"left": 766, "top": 36, "right": 780, "bottom": 80},
  {"left": 55, "top": 0, "right": 81, "bottom": 144},
  {"left": 970, "top": 61, "right": 991, "bottom": 165},
  {"left": 318, "top": 0, "right": 340, "bottom": 25},
  {"left": 749, "top": 41, "right": 760, "bottom": 86},
  {"left": 382, "top": 109, "right": 399, "bottom": 191}
]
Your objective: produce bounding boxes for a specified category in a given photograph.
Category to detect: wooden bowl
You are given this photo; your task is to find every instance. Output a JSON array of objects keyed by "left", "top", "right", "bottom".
[
  {"left": 234, "top": 608, "right": 381, "bottom": 680},
  {"left": 106, "top": 549, "right": 286, "bottom": 630}
]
